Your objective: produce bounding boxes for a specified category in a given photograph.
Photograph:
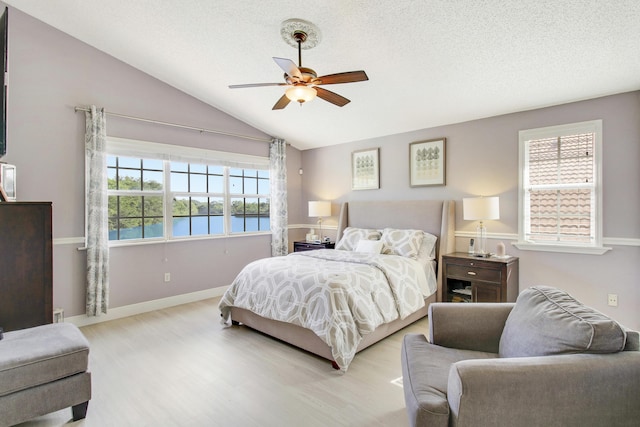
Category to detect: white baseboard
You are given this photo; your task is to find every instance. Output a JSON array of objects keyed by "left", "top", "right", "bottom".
[{"left": 66, "top": 286, "right": 228, "bottom": 328}]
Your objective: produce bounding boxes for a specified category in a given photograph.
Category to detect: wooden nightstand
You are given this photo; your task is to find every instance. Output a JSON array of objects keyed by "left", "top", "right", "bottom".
[
  {"left": 442, "top": 252, "right": 519, "bottom": 303},
  {"left": 293, "top": 241, "right": 335, "bottom": 252}
]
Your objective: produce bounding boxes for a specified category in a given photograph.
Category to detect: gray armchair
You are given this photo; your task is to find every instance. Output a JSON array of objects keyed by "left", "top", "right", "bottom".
[{"left": 401, "top": 287, "right": 640, "bottom": 427}]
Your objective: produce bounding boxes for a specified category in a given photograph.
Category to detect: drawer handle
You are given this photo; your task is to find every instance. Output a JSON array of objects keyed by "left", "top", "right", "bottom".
[{"left": 467, "top": 271, "right": 477, "bottom": 276}]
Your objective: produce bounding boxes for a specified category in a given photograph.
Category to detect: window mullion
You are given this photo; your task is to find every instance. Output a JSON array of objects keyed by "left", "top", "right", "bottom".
[
  {"left": 110, "top": 190, "right": 163, "bottom": 197},
  {"left": 164, "top": 160, "right": 172, "bottom": 239},
  {"left": 224, "top": 167, "right": 231, "bottom": 236},
  {"left": 528, "top": 183, "right": 594, "bottom": 191},
  {"left": 554, "top": 136, "right": 561, "bottom": 242}
]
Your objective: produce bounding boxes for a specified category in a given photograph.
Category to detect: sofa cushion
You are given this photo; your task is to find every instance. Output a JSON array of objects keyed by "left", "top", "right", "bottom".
[
  {"left": 625, "top": 329, "right": 640, "bottom": 351},
  {"left": 0, "top": 323, "right": 90, "bottom": 397},
  {"left": 499, "top": 286, "right": 627, "bottom": 358}
]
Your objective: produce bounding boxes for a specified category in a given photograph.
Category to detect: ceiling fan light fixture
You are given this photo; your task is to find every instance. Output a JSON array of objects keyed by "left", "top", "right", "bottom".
[
  {"left": 229, "top": 18, "right": 367, "bottom": 110},
  {"left": 285, "top": 85, "right": 317, "bottom": 104}
]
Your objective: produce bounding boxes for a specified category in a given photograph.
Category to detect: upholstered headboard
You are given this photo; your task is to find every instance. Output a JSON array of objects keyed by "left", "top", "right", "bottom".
[{"left": 336, "top": 200, "right": 455, "bottom": 301}]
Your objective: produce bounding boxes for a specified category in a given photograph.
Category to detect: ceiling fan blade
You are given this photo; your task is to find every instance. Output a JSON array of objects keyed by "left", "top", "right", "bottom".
[
  {"left": 315, "top": 70, "right": 369, "bottom": 85},
  {"left": 272, "top": 94, "right": 291, "bottom": 110},
  {"left": 315, "top": 87, "right": 351, "bottom": 107},
  {"left": 229, "top": 83, "right": 287, "bottom": 89},
  {"left": 273, "top": 57, "right": 302, "bottom": 80}
]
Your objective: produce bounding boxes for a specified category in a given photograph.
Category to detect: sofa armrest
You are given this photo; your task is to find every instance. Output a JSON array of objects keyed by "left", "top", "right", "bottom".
[
  {"left": 625, "top": 329, "right": 639, "bottom": 351},
  {"left": 428, "top": 303, "right": 514, "bottom": 353},
  {"left": 447, "top": 351, "right": 640, "bottom": 427}
]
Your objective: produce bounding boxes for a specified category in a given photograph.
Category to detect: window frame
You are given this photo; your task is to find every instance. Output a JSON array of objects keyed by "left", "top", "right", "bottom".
[
  {"left": 515, "top": 120, "right": 610, "bottom": 255},
  {"left": 107, "top": 156, "right": 165, "bottom": 241},
  {"left": 228, "top": 168, "right": 271, "bottom": 234},
  {"left": 104, "top": 137, "right": 271, "bottom": 246}
]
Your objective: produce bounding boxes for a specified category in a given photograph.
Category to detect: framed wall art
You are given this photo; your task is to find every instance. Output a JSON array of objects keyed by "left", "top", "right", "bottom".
[
  {"left": 351, "top": 147, "right": 380, "bottom": 190},
  {"left": 409, "top": 138, "right": 446, "bottom": 187}
]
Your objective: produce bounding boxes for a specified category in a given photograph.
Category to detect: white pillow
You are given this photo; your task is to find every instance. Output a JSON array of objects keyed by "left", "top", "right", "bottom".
[
  {"left": 380, "top": 228, "right": 424, "bottom": 260},
  {"left": 415, "top": 232, "right": 438, "bottom": 264},
  {"left": 355, "top": 239, "right": 384, "bottom": 254},
  {"left": 335, "top": 227, "right": 382, "bottom": 251}
]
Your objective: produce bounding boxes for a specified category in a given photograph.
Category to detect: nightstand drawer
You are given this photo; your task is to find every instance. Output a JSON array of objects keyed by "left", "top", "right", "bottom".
[
  {"left": 293, "top": 241, "right": 335, "bottom": 252},
  {"left": 446, "top": 264, "right": 502, "bottom": 283},
  {"left": 295, "top": 242, "right": 321, "bottom": 251}
]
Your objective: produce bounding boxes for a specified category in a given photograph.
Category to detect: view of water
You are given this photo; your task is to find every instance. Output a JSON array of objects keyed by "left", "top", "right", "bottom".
[{"left": 110, "top": 216, "right": 270, "bottom": 240}]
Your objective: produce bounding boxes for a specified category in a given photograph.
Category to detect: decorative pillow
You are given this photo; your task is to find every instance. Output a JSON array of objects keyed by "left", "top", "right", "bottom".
[
  {"left": 499, "top": 286, "right": 627, "bottom": 358},
  {"left": 380, "top": 228, "right": 424, "bottom": 260},
  {"left": 335, "top": 227, "right": 382, "bottom": 251},
  {"left": 355, "top": 239, "right": 384, "bottom": 254},
  {"left": 415, "top": 232, "right": 438, "bottom": 265}
]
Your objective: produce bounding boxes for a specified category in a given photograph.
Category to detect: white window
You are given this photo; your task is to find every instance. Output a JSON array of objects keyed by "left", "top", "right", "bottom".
[
  {"left": 107, "top": 156, "right": 164, "bottom": 240},
  {"left": 105, "top": 137, "right": 270, "bottom": 244},
  {"left": 516, "top": 120, "right": 609, "bottom": 254}
]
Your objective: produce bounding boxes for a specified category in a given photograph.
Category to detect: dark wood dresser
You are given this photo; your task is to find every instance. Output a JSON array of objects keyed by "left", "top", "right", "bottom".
[{"left": 0, "top": 202, "right": 53, "bottom": 331}]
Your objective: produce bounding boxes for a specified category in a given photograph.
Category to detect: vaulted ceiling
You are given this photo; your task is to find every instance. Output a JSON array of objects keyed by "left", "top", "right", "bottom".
[{"left": 6, "top": 1, "right": 640, "bottom": 150}]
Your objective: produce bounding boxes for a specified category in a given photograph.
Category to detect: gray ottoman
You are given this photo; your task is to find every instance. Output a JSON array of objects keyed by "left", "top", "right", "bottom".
[{"left": 0, "top": 323, "right": 91, "bottom": 426}]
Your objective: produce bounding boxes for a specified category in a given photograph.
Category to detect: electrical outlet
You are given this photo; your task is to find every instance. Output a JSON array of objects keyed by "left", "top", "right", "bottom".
[
  {"left": 164, "top": 273, "right": 171, "bottom": 283},
  {"left": 607, "top": 293, "right": 618, "bottom": 307}
]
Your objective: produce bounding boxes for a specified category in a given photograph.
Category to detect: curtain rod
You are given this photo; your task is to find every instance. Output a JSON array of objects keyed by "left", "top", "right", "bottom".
[{"left": 74, "top": 106, "right": 272, "bottom": 143}]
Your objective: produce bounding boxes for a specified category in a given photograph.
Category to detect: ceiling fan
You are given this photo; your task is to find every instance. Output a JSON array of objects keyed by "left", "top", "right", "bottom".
[{"left": 229, "top": 21, "right": 368, "bottom": 110}]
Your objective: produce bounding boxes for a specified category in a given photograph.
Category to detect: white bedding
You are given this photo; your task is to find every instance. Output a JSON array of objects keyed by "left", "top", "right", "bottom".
[{"left": 219, "top": 249, "right": 435, "bottom": 370}]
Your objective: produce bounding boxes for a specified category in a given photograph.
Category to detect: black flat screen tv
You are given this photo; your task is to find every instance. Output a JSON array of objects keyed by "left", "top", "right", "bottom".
[{"left": 0, "top": 7, "right": 7, "bottom": 158}]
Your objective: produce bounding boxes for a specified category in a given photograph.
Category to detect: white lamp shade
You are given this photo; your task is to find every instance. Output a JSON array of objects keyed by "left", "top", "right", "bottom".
[
  {"left": 285, "top": 85, "right": 317, "bottom": 103},
  {"left": 309, "top": 201, "right": 331, "bottom": 217},
  {"left": 463, "top": 197, "right": 500, "bottom": 221}
]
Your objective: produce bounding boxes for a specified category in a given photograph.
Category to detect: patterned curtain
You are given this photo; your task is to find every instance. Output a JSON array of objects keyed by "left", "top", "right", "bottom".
[
  {"left": 85, "top": 106, "right": 109, "bottom": 316},
  {"left": 269, "top": 138, "right": 288, "bottom": 256}
]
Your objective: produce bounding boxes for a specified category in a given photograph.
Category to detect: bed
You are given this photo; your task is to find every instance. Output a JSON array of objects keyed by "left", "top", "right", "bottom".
[{"left": 219, "top": 199, "right": 455, "bottom": 371}]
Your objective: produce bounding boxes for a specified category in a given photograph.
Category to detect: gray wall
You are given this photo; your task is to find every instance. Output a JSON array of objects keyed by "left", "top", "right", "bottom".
[
  {"left": 3, "top": 7, "right": 302, "bottom": 317},
  {"left": 300, "top": 92, "right": 640, "bottom": 330}
]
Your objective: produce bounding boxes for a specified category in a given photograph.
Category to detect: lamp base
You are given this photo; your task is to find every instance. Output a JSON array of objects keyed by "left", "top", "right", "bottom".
[{"left": 475, "top": 222, "right": 488, "bottom": 257}]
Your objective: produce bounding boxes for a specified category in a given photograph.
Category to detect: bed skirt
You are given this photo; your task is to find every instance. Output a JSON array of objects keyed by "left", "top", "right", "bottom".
[{"left": 229, "top": 293, "right": 435, "bottom": 368}]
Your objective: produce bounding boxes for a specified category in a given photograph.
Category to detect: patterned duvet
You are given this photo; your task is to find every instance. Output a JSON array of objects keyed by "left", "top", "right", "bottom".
[{"left": 219, "top": 249, "right": 432, "bottom": 370}]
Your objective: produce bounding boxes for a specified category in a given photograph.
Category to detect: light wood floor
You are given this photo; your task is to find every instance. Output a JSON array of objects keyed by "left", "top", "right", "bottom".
[{"left": 16, "top": 297, "right": 429, "bottom": 427}]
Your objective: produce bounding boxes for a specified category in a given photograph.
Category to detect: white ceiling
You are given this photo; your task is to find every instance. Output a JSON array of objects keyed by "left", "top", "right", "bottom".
[{"left": 6, "top": 0, "right": 640, "bottom": 150}]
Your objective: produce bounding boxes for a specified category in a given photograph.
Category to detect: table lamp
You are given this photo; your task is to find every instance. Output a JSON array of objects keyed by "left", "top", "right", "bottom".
[
  {"left": 308, "top": 201, "right": 331, "bottom": 242},
  {"left": 463, "top": 196, "right": 499, "bottom": 257}
]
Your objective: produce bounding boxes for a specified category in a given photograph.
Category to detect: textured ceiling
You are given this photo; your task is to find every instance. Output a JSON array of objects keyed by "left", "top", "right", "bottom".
[{"left": 6, "top": 0, "right": 640, "bottom": 150}]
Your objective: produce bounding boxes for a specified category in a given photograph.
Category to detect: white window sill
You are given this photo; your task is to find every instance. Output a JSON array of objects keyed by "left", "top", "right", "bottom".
[
  {"left": 512, "top": 242, "right": 612, "bottom": 255},
  {"left": 77, "top": 231, "right": 271, "bottom": 250}
]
